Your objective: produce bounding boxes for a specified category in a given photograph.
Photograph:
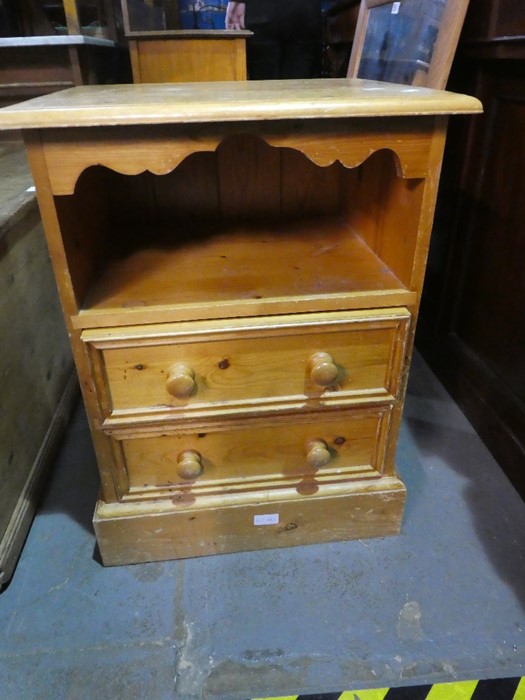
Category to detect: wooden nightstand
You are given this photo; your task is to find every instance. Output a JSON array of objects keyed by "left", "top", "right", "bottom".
[{"left": 0, "top": 80, "right": 481, "bottom": 565}]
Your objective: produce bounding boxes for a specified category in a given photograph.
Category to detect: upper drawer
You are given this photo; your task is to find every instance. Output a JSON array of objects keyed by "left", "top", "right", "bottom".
[{"left": 83, "top": 308, "right": 410, "bottom": 426}]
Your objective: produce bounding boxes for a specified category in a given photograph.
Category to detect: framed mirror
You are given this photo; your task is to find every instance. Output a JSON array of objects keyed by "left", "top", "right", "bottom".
[{"left": 347, "top": 0, "right": 470, "bottom": 89}]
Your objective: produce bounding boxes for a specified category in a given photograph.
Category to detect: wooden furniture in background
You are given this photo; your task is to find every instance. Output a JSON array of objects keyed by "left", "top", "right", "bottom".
[
  {"left": 416, "top": 0, "right": 525, "bottom": 496},
  {"left": 60, "top": 0, "right": 118, "bottom": 39},
  {"left": 121, "top": 0, "right": 250, "bottom": 82},
  {"left": 0, "top": 1, "right": 123, "bottom": 108},
  {"left": 0, "top": 142, "right": 76, "bottom": 588},
  {"left": 0, "top": 35, "right": 119, "bottom": 108},
  {"left": 347, "top": 0, "right": 470, "bottom": 89},
  {"left": 0, "top": 81, "right": 481, "bottom": 565},
  {"left": 15, "top": 0, "right": 118, "bottom": 40},
  {"left": 126, "top": 30, "right": 250, "bottom": 82}
]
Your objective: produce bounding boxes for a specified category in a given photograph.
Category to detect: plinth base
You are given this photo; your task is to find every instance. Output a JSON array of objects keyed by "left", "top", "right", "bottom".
[{"left": 93, "top": 475, "right": 406, "bottom": 566}]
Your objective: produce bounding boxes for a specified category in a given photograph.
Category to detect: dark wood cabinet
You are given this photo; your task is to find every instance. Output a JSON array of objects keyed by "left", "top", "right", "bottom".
[{"left": 417, "top": 0, "right": 525, "bottom": 496}]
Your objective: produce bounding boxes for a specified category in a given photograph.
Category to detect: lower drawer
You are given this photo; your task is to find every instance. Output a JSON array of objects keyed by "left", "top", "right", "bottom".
[{"left": 111, "top": 406, "right": 391, "bottom": 500}]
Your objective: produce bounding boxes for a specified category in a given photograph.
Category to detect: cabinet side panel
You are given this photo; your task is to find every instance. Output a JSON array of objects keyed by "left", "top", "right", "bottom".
[
  {"left": 377, "top": 174, "right": 425, "bottom": 292},
  {"left": 341, "top": 157, "right": 383, "bottom": 253},
  {"left": 24, "top": 131, "right": 79, "bottom": 317},
  {"left": 341, "top": 150, "right": 424, "bottom": 291},
  {"left": 54, "top": 168, "right": 114, "bottom": 310},
  {"left": 24, "top": 137, "right": 121, "bottom": 503}
]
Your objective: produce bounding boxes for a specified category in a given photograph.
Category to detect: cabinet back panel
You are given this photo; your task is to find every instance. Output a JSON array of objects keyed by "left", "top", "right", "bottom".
[
  {"left": 217, "top": 135, "right": 282, "bottom": 219},
  {"left": 155, "top": 151, "right": 220, "bottom": 221}
]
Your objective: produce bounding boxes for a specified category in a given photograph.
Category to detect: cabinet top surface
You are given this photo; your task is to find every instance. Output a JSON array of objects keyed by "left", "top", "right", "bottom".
[{"left": 0, "top": 79, "right": 482, "bottom": 130}]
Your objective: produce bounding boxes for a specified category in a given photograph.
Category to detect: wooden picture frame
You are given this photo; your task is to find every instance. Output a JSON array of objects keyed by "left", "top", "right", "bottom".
[{"left": 347, "top": 0, "right": 470, "bottom": 89}]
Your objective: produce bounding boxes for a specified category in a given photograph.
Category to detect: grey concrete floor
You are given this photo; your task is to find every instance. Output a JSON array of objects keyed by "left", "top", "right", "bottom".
[{"left": 1, "top": 351, "right": 524, "bottom": 700}]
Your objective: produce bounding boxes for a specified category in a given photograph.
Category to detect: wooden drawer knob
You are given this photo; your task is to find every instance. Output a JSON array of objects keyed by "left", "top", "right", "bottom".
[
  {"left": 166, "top": 364, "right": 196, "bottom": 398},
  {"left": 309, "top": 352, "right": 339, "bottom": 387},
  {"left": 177, "top": 450, "right": 203, "bottom": 480},
  {"left": 306, "top": 439, "right": 331, "bottom": 469}
]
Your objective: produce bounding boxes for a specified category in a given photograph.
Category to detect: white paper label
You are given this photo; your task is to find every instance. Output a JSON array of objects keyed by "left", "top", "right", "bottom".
[
  {"left": 254, "top": 514, "right": 279, "bottom": 526},
  {"left": 391, "top": 2, "right": 401, "bottom": 14}
]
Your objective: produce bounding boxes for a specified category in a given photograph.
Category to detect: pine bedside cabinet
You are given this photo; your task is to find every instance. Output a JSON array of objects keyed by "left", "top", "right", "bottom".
[{"left": 0, "top": 80, "right": 482, "bottom": 565}]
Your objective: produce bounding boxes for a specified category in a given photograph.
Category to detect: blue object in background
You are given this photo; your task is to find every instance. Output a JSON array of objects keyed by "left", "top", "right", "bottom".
[
  {"left": 180, "top": 1, "right": 332, "bottom": 30},
  {"left": 179, "top": 0, "right": 227, "bottom": 30}
]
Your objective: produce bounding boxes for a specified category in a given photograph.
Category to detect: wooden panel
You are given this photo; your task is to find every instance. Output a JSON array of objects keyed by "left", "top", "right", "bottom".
[
  {"left": 462, "top": 0, "right": 525, "bottom": 39},
  {"left": 94, "top": 474, "right": 406, "bottom": 565},
  {"left": 83, "top": 309, "right": 409, "bottom": 425},
  {"left": 132, "top": 37, "right": 247, "bottom": 82},
  {"left": 488, "top": 3, "right": 525, "bottom": 37},
  {"left": 343, "top": 134, "right": 444, "bottom": 296},
  {"left": 0, "top": 202, "right": 74, "bottom": 583},
  {"left": 418, "top": 27, "right": 525, "bottom": 494},
  {"left": 128, "top": 40, "right": 142, "bottom": 82},
  {"left": 217, "top": 134, "right": 281, "bottom": 219},
  {"left": 54, "top": 166, "right": 113, "bottom": 310},
  {"left": 281, "top": 148, "right": 342, "bottom": 216},
  {"left": 153, "top": 151, "right": 220, "bottom": 222},
  {"left": 0, "top": 45, "right": 75, "bottom": 85},
  {"left": 0, "top": 42, "right": 123, "bottom": 108},
  {"left": 0, "top": 207, "right": 72, "bottom": 530},
  {"left": 455, "top": 95, "right": 525, "bottom": 394}
]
